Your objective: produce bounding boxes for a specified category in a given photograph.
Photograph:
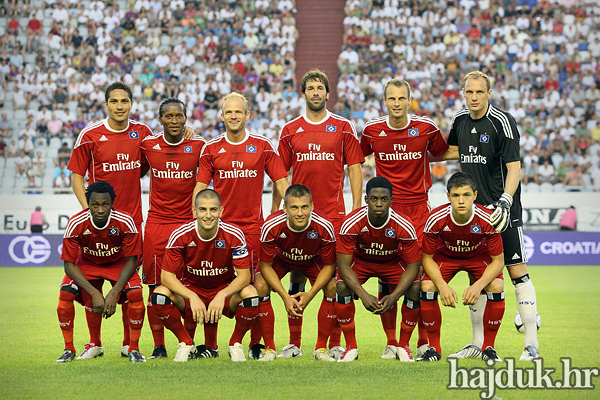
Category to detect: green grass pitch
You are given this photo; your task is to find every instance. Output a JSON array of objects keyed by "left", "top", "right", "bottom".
[{"left": 1, "top": 266, "right": 599, "bottom": 399}]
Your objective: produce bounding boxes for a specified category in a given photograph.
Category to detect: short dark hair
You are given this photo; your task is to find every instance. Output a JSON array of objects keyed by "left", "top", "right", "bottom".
[
  {"left": 301, "top": 69, "right": 330, "bottom": 94},
  {"left": 366, "top": 176, "right": 393, "bottom": 196},
  {"left": 284, "top": 184, "right": 312, "bottom": 204},
  {"left": 195, "top": 189, "right": 221, "bottom": 207},
  {"left": 446, "top": 172, "right": 477, "bottom": 192},
  {"left": 85, "top": 180, "right": 116, "bottom": 206},
  {"left": 105, "top": 81, "right": 133, "bottom": 102},
  {"left": 159, "top": 97, "right": 187, "bottom": 118}
]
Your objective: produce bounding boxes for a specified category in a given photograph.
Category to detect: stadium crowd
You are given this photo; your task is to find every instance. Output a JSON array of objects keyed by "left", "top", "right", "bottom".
[{"left": 0, "top": 0, "right": 599, "bottom": 192}]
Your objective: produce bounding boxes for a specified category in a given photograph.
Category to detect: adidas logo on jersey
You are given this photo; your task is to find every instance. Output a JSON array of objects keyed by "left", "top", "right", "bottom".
[
  {"left": 296, "top": 127, "right": 304, "bottom": 133},
  {"left": 153, "top": 144, "right": 161, "bottom": 150},
  {"left": 189, "top": 241, "right": 196, "bottom": 247},
  {"left": 443, "top": 226, "right": 451, "bottom": 232},
  {"left": 279, "top": 233, "right": 287, "bottom": 239},
  {"left": 379, "top": 131, "right": 387, "bottom": 137},
  {"left": 218, "top": 148, "right": 226, "bottom": 154},
  {"left": 512, "top": 253, "right": 520, "bottom": 260},
  {"left": 361, "top": 226, "right": 369, "bottom": 232},
  {"left": 100, "top": 135, "right": 108, "bottom": 141},
  {"left": 83, "top": 229, "right": 92, "bottom": 235},
  {"left": 471, "top": 128, "right": 477, "bottom": 133}
]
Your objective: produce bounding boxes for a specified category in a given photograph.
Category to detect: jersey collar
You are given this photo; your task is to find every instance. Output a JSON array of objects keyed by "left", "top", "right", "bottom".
[
  {"left": 385, "top": 114, "right": 411, "bottom": 130},
  {"left": 196, "top": 220, "right": 220, "bottom": 242},
  {"left": 450, "top": 204, "right": 475, "bottom": 226},
  {"left": 286, "top": 212, "right": 313, "bottom": 233},
  {"left": 367, "top": 208, "right": 391, "bottom": 230},
  {"left": 102, "top": 118, "right": 131, "bottom": 133},
  {"left": 224, "top": 129, "right": 250, "bottom": 145},
  {"left": 89, "top": 209, "right": 112, "bottom": 230},
  {"left": 302, "top": 110, "right": 331, "bottom": 125},
  {"left": 161, "top": 132, "right": 184, "bottom": 146}
]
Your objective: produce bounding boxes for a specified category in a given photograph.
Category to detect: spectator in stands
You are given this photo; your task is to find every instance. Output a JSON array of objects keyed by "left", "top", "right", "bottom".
[
  {"left": 15, "top": 150, "right": 31, "bottom": 177},
  {"left": 563, "top": 165, "right": 586, "bottom": 191},
  {"left": 47, "top": 114, "right": 64, "bottom": 141},
  {"left": 0, "top": 114, "right": 12, "bottom": 139},
  {"left": 28, "top": 151, "right": 46, "bottom": 179},
  {"left": 431, "top": 161, "right": 447, "bottom": 184},
  {"left": 18, "top": 123, "right": 36, "bottom": 156},
  {"left": 54, "top": 171, "right": 71, "bottom": 194},
  {"left": 24, "top": 177, "right": 42, "bottom": 195},
  {"left": 53, "top": 87, "right": 68, "bottom": 110},
  {"left": 7, "top": 140, "right": 19, "bottom": 158},
  {"left": 591, "top": 161, "right": 600, "bottom": 191},
  {"left": 536, "top": 159, "right": 555, "bottom": 185}
]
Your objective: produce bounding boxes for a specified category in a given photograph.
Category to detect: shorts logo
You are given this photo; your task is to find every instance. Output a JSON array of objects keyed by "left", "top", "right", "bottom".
[
  {"left": 408, "top": 128, "right": 419, "bottom": 137},
  {"left": 129, "top": 131, "right": 139, "bottom": 139},
  {"left": 246, "top": 145, "right": 256, "bottom": 153},
  {"left": 215, "top": 240, "right": 225, "bottom": 248},
  {"left": 479, "top": 134, "right": 489, "bottom": 143},
  {"left": 385, "top": 229, "right": 396, "bottom": 238},
  {"left": 307, "top": 231, "right": 318, "bottom": 239},
  {"left": 109, "top": 228, "right": 119, "bottom": 235},
  {"left": 326, "top": 125, "right": 337, "bottom": 132},
  {"left": 470, "top": 225, "right": 481, "bottom": 233},
  {"left": 184, "top": 146, "right": 192, "bottom": 153},
  {"left": 8, "top": 235, "right": 51, "bottom": 264}
]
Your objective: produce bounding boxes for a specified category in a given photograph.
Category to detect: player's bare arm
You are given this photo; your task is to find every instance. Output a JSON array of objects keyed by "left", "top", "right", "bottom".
[
  {"left": 504, "top": 160, "right": 521, "bottom": 198},
  {"left": 274, "top": 177, "right": 290, "bottom": 206},
  {"left": 71, "top": 172, "right": 88, "bottom": 209},
  {"left": 376, "top": 260, "right": 420, "bottom": 314},
  {"left": 64, "top": 260, "right": 105, "bottom": 314},
  {"left": 206, "top": 266, "right": 252, "bottom": 324},
  {"left": 337, "top": 252, "right": 381, "bottom": 313},
  {"left": 260, "top": 260, "right": 302, "bottom": 317},
  {"left": 270, "top": 171, "right": 291, "bottom": 212},
  {"left": 192, "top": 182, "right": 209, "bottom": 208},
  {"left": 422, "top": 252, "right": 458, "bottom": 308},
  {"left": 436, "top": 145, "right": 459, "bottom": 161},
  {"left": 348, "top": 163, "right": 363, "bottom": 210},
  {"left": 463, "top": 253, "right": 504, "bottom": 305},
  {"left": 293, "top": 263, "right": 336, "bottom": 310},
  {"left": 103, "top": 255, "right": 138, "bottom": 319},
  {"left": 160, "top": 268, "right": 207, "bottom": 323}
]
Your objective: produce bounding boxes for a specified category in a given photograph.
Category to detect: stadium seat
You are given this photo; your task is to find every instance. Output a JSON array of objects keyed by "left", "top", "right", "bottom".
[
  {"left": 14, "top": 110, "right": 27, "bottom": 120},
  {"left": 540, "top": 182, "right": 553, "bottom": 192},
  {"left": 49, "top": 137, "right": 62, "bottom": 149},
  {"left": 551, "top": 154, "right": 563, "bottom": 166},
  {"left": 582, "top": 174, "right": 592, "bottom": 187},
  {"left": 525, "top": 182, "right": 540, "bottom": 193}
]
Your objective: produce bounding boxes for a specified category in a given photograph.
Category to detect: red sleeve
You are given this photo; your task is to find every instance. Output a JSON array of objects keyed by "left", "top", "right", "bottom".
[
  {"left": 337, "top": 233, "right": 356, "bottom": 255},
  {"left": 278, "top": 127, "right": 293, "bottom": 171},
  {"left": 360, "top": 130, "right": 373, "bottom": 157},
  {"left": 421, "top": 231, "right": 438, "bottom": 255},
  {"left": 162, "top": 246, "right": 184, "bottom": 276},
  {"left": 265, "top": 144, "right": 288, "bottom": 182},
  {"left": 232, "top": 235, "right": 251, "bottom": 270},
  {"left": 319, "top": 238, "right": 337, "bottom": 265},
  {"left": 487, "top": 231, "right": 504, "bottom": 257},
  {"left": 259, "top": 230, "right": 277, "bottom": 264},
  {"left": 196, "top": 146, "right": 214, "bottom": 184},
  {"left": 61, "top": 235, "right": 80, "bottom": 263},
  {"left": 343, "top": 125, "right": 365, "bottom": 166},
  {"left": 67, "top": 136, "right": 92, "bottom": 176},
  {"left": 427, "top": 129, "right": 450, "bottom": 157},
  {"left": 122, "top": 228, "right": 142, "bottom": 257}
]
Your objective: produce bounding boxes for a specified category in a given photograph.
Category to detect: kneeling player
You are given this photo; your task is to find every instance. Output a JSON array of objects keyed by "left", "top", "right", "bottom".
[
  {"left": 151, "top": 189, "right": 260, "bottom": 362},
  {"left": 257, "top": 184, "right": 337, "bottom": 361},
  {"left": 335, "top": 177, "right": 421, "bottom": 362},
  {"left": 58, "top": 181, "right": 146, "bottom": 363},
  {"left": 419, "top": 172, "right": 505, "bottom": 362}
]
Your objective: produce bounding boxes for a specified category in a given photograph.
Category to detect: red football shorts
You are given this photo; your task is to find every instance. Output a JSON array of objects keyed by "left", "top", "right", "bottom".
[
  {"left": 336, "top": 258, "right": 418, "bottom": 287},
  {"left": 391, "top": 201, "right": 430, "bottom": 245},
  {"left": 261, "top": 255, "right": 329, "bottom": 285},
  {"left": 182, "top": 282, "right": 235, "bottom": 319},
  {"left": 143, "top": 222, "right": 184, "bottom": 286},
  {"left": 76, "top": 255, "right": 143, "bottom": 289},
  {"left": 421, "top": 257, "right": 504, "bottom": 283}
]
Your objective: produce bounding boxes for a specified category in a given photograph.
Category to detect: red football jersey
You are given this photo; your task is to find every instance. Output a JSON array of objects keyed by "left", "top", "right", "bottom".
[
  {"left": 196, "top": 130, "right": 287, "bottom": 234},
  {"left": 278, "top": 112, "right": 365, "bottom": 219},
  {"left": 361, "top": 115, "right": 449, "bottom": 204},
  {"left": 68, "top": 118, "right": 153, "bottom": 224},
  {"left": 338, "top": 206, "right": 421, "bottom": 265},
  {"left": 162, "top": 220, "right": 250, "bottom": 288},
  {"left": 61, "top": 208, "right": 142, "bottom": 267},
  {"left": 422, "top": 203, "right": 503, "bottom": 261},
  {"left": 141, "top": 133, "right": 205, "bottom": 224},
  {"left": 260, "top": 209, "right": 337, "bottom": 266}
]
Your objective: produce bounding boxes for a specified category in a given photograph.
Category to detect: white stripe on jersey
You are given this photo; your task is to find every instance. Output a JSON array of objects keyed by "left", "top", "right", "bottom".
[
  {"left": 473, "top": 207, "right": 496, "bottom": 231},
  {"left": 260, "top": 213, "right": 287, "bottom": 242},
  {"left": 340, "top": 207, "right": 368, "bottom": 234},
  {"left": 450, "top": 108, "right": 470, "bottom": 127},
  {"left": 220, "top": 221, "right": 246, "bottom": 246},
  {"left": 74, "top": 119, "right": 104, "bottom": 148},
  {"left": 311, "top": 213, "right": 336, "bottom": 241},
  {"left": 363, "top": 116, "right": 387, "bottom": 131},
  {"left": 411, "top": 115, "right": 440, "bottom": 132},
  {"left": 166, "top": 221, "right": 195, "bottom": 248},
  {"left": 424, "top": 205, "right": 451, "bottom": 232},
  {"left": 111, "top": 210, "right": 138, "bottom": 232},
  {"left": 489, "top": 106, "right": 514, "bottom": 139},
  {"left": 64, "top": 211, "right": 91, "bottom": 238},
  {"left": 390, "top": 210, "right": 417, "bottom": 240},
  {"left": 141, "top": 133, "right": 162, "bottom": 143},
  {"left": 248, "top": 132, "right": 280, "bottom": 155},
  {"left": 329, "top": 113, "right": 358, "bottom": 138}
]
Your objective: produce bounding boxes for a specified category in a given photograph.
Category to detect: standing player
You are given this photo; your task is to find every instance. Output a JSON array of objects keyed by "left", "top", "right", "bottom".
[
  {"left": 140, "top": 98, "right": 205, "bottom": 359},
  {"left": 151, "top": 189, "right": 260, "bottom": 362},
  {"left": 443, "top": 71, "right": 540, "bottom": 361},
  {"left": 361, "top": 78, "right": 449, "bottom": 359},
  {"left": 193, "top": 92, "right": 289, "bottom": 359},
  {"left": 272, "top": 69, "right": 365, "bottom": 359},
  {"left": 335, "top": 177, "right": 421, "bottom": 362},
  {"left": 418, "top": 172, "right": 505, "bottom": 362},
  {"left": 259, "top": 184, "right": 337, "bottom": 361},
  {"left": 57, "top": 181, "right": 146, "bottom": 363}
]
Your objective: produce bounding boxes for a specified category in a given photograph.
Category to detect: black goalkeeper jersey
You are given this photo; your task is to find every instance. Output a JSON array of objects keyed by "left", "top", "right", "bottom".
[{"left": 447, "top": 105, "right": 523, "bottom": 227}]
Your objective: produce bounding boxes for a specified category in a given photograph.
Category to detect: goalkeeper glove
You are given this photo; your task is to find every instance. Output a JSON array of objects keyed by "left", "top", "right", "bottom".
[{"left": 485, "top": 193, "right": 512, "bottom": 232}]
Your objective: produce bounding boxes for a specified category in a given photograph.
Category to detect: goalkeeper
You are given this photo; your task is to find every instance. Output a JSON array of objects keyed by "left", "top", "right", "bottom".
[{"left": 440, "top": 71, "right": 540, "bottom": 362}]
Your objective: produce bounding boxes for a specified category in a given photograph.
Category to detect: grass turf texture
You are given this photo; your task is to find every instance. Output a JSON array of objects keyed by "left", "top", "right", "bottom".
[{"left": 1, "top": 266, "right": 599, "bottom": 400}]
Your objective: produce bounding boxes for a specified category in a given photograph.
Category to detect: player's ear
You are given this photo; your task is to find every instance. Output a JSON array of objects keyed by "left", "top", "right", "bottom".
[
  {"left": 191, "top": 205, "right": 197, "bottom": 218},
  {"left": 218, "top": 206, "right": 224, "bottom": 216},
  {"left": 473, "top": 190, "right": 478, "bottom": 201},
  {"left": 446, "top": 192, "right": 451, "bottom": 202}
]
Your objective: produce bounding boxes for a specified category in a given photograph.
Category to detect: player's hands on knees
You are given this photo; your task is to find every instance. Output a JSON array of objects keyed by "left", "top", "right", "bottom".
[
  {"left": 360, "top": 294, "right": 383, "bottom": 313},
  {"left": 462, "top": 285, "right": 481, "bottom": 306},
  {"left": 439, "top": 285, "right": 458, "bottom": 308},
  {"left": 190, "top": 295, "right": 207, "bottom": 324},
  {"left": 91, "top": 291, "right": 106, "bottom": 315},
  {"left": 283, "top": 294, "right": 303, "bottom": 317},
  {"left": 291, "top": 291, "right": 313, "bottom": 311},
  {"left": 103, "top": 290, "right": 118, "bottom": 318},
  {"left": 375, "top": 294, "right": 399, "bottom": 314},
  {"left": 206, "top": 292, "right": 226, "bottom": 324}
]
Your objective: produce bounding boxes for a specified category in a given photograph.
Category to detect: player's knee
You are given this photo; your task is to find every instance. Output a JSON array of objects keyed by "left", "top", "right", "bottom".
[
  {"left": 506, "top": 263, "right": 528, "bottom": 280},
  {"left": 290, "top": 269, "right": 308, "bottom": 283},
  {"left": 336, "top": 280, "right": 352, "bottom": 297},
  {"left": 126, "top": 288, "right": 143, "bottom": 303},
  {"left": 420, "top": 281, "right": 437, "bottom": 293},
  {"left": 252, "top": 275, "right": 270, "bottom": 297},
  {"left": 485, "top": 279, "right": 504, "bottom": 293},
  {"left": 406, "top": 281, "right": 421, "bottom": 300},
  {"left": 58, "top": 288, "right": 77, "bottom": 302},
  {"left": 240, "top": 284, "right": 259, "bottom": 299},
  {"left": 323, "top": 278, "right": 337, "bottom": 298},
  {"left": 153, "top": 284, "right": 171, "bottom": 297}
]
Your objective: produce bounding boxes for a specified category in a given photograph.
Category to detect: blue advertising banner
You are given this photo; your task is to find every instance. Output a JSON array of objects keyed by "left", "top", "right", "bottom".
[{"left": 0, "top": 232, "right": 599, "bottom": 267}]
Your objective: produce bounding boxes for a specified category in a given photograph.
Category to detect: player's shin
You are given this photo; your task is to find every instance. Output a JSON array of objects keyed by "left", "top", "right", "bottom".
[
  {"left": 256, "top": 296, "right": 276, "bottom": 349},
  {"left": 83, "top": 298, "right": 103, "bottom": 346},
  {"left": 398, "top": 297, "right": 420, "bottom": 347},
  {"left": 230, "top": 296, "right": 259, "bottom": 346},
  {"left": 419, "top": 292, "right": 442, "bottom": 354},
  {"left": 57, "top": 291, "right": 77, "bottom": 352},
  {"left": 469, "top": 283, "right": 486, "bottom": 348},
  {"left": 287, "top": 281, "right": 305, "bottom": 347},
  {"left": 335, "top": 294, "right": 357, "bottom": 349},
  {"left": 513, "top": 274, "right": 538, "bottom": 348},
  {"left": 126, "top": 289, "right": 145, "bottom": 351},
  {"left": 316, "top": 296, "right": 336, "bottom": 349},
  {"left": 482, "top": 292, "right": 505, "bottom": 350},
  {"left": 121, "top": 302, "right": 130, "bottom": 347},
  {"left": 147, "top": 287, "right": 165, "bottom": 347},
  {"left": 379, "top": 281, "right": 399, "bottom": 346},
  {"left": 151, "top": 293, "right": 192, "bottom": 345}
]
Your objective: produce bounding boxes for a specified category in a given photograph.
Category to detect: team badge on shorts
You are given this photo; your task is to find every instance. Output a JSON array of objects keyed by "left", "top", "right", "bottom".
[
  {"left": 326, "top": 125, "right": 337, "bottom": 132},
  {"left": 385, "top": 229, "right": 396, "bottom": 238},
  {"left": 470, "top": 225, "right": 481, "bottom": 233},
  {"left": 246, "top": 145, "right": 256, "bottom": 153},
  {"left": 408, "top": 128, "right": 419, "bottom": 137},
  {"left": 215, "top": 240, "right": 225, "bottom": 248},
  {"left": 129, "top": 131, "right": 139, "bottom": 139},
  {"left": 307, "top": 231, "right": 318, "bottom": 239},
  {"left": 109, "top": 227, "right": 119, "bottom": 235},
  {"left": 184, "top": 146, "right": 192, "bottom": 153},
  {"left": 479, "top": 134, "right": 489, "bottom": 143}
]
